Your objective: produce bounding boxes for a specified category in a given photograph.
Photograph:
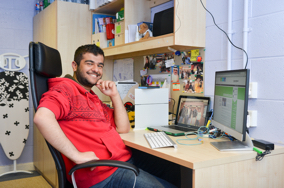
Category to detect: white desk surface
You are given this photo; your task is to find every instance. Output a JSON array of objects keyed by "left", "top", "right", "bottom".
[{"left": 120, "top": 129, "right": 284, "bottom": 170}]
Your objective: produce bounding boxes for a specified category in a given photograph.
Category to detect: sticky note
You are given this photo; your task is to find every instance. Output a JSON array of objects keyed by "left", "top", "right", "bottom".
[
  {"left": 172, "top": 83, "right": 180, "bottom": 91},
  {"left": 116, "top": 25, "right": 121, "bottom": 34},
  {"left": 191, "top": 49, "right": 199, "bottom": 62}
]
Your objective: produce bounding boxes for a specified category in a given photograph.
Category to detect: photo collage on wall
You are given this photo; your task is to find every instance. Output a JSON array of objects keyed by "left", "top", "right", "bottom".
[
  {"left": 143, "top": 53, "right": 174, "bottom": 73},
  {"left": 180, "top": 50, "right": 204, "bottom": 94}
]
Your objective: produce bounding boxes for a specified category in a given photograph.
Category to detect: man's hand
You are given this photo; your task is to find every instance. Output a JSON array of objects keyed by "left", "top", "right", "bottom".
[
  {"left": 95, "top": 80, "right": 130, "bottom": 133},
  {"left": 74, "top": 151, "right": 99, "bottom": 171},
  {"left": 95, "top": 80, "right": 119, "bottom": 98}
]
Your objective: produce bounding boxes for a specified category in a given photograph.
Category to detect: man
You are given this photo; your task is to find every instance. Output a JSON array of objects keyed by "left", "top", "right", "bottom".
[
  {"left": 34, "top": 44, "right": 179, "bottom": 188},
  {"left": 172, "top": 66, "right": 179, "bottom": 83},
  {"left": 194, "top": 76, "right": 203, "bottom": 93},
  {"left": 195, "top": 107, "right": 202, "bottom": 126}
]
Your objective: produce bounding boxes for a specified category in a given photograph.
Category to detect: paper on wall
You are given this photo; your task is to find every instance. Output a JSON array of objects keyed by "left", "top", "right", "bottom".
[
  {"left": 165, "top": 58, "right": 175, "bottom": 68},
  {"left": 113, "top": 58, "right": 134, "bottom": 81},
  {"left": 140, "top": 69, "right": 147, "bottom": 76}
]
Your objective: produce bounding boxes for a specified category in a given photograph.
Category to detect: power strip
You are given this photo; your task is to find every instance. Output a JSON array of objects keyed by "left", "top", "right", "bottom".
[{"left": 252, "top": 139, "right": 274, "bottom": 150}]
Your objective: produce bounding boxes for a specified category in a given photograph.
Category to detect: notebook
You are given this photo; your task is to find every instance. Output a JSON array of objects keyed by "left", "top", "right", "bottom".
[{"left": 147, "top": 95, "right": 210, "bottom": 136}]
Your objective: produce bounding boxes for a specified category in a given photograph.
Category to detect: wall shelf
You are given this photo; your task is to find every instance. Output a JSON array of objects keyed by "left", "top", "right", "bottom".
[
  {"left": 103, "top": 33, "right": 203, "bottom": 59},
  {"left": 93, "top": 0, "right": 124, "bottom": 14},
  {"left": 93, "top": 0, "right": 206, "bottom": 59}
]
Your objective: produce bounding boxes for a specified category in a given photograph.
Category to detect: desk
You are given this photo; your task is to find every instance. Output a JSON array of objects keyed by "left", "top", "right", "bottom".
[{"left": 120, "top": 129, "right": 284, "bottom": 188}]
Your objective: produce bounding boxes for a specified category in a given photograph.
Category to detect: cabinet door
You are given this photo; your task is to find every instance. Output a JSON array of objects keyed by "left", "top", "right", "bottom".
[
  {"left": 174, "top": 0, "right": 206, "bottom": 47},
  {"left": 57, "top": 1, "right": 92, "bottom": 77},
  {"left": 33, "top": 2, "right": 57, "bottom": 49},
  {"left": 33, "top": 2, "right": 92, "bottom": 188},
  {"left": 33, "top": 125, "right": 57, "bottom": 188}
]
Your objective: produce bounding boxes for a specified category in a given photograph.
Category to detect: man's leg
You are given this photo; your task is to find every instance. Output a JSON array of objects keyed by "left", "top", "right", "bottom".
[
  {"left": 130, "top": 148, "right": 181, "bottom": 187},
  {"left": 90, "top": 157, "right": 177, "bottom": 188}
]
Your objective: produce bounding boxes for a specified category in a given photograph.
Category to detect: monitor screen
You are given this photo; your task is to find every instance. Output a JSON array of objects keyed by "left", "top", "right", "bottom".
[
  {"left": 175, "top": 96, "right": 210, "bottom": 128},
  {"left": 212, "top": 69, "right": 249, "bottom": 141}
]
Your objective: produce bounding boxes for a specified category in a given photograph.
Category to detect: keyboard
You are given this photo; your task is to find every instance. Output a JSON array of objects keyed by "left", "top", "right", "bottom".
[{"left": 144, "top": 132, "right": 177, "bottom": 149}]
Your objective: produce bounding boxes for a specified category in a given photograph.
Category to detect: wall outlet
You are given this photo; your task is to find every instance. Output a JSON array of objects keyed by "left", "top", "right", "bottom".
[
  {"left": 247, "top": 110, "right": 257, "bottom": 128},
  {"left": 249, "top": 82, "right": 257, "bottom": 98}
]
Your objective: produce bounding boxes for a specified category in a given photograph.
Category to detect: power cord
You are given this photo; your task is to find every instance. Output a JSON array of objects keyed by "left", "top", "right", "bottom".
[
  {"left": 199, "top": 0, "right": 249, "bottom": 69},
  {"left": 174, "top": 0, "right": 181, "bottom": 34},
  {"left": 254, "top": 147, "right": 272, "bottom": 161},
  {"left": 176, "top": 126, "right": 225, "bottom": 146}
]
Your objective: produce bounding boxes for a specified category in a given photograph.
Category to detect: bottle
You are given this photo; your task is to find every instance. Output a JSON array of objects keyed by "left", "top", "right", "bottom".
[
  {"left": 135, "top": 26, "right": 140, "bottom": 41},
  {"left": 39, "top": 1, "right": 43, "bottom": 11},
  {"left": 43, "top": 0, "right": 49, "bottom": 8},
  {"left": 35, "top": 2, "right": 40, "bottom": 15}
]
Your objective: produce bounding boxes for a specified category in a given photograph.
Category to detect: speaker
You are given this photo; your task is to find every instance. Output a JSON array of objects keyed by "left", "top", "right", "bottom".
[{"left": 153, "top": 7, "right": 174, "bottom": 37}]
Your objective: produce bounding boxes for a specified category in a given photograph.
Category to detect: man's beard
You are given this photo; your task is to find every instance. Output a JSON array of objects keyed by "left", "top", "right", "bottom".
[{"left": 75, "top": 67, "right": 102, "bottom": 88}]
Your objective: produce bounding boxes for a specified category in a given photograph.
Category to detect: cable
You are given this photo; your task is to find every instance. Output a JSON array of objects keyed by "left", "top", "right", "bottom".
[
  {"left": 176, "top": 126, "right": 224, "bottom": 146},
  {"left": 255, "top": 149, "right": 271, "bottom": 161},
  {"left": 199, "top": 0, "right": 249, "bottom": 69},
  {"left": 174, "top": 0, "right": 181, "bottom": 34}
]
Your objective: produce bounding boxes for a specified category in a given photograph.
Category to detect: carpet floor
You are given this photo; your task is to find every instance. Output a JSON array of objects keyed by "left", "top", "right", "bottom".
[{"left": 0, "top": 171, "right": 52, "bottom": 188}]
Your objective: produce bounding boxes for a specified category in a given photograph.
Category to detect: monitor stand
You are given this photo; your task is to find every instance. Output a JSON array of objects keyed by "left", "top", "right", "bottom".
[{"left": 210, "top": 132, "right": 253, "bottom": 151}]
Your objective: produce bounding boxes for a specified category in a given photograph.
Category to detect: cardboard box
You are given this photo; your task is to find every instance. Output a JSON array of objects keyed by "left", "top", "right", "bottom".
[
  {"left": 115, "top": 21, "right": 125, "bottom": 35},
  {"left": 92, "top": 32, "right": 107, "bottom": 49},
  {"left": 115, "top": 33, "right": 125, "bottom": 46}
]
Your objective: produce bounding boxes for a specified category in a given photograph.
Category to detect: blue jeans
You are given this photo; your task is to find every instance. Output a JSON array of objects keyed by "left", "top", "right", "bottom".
[{"left": 90, "top": 148, "right": 180, "bottom": 188}]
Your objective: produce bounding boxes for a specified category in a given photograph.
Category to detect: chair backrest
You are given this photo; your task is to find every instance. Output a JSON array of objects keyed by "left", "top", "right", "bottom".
[{"left": 29, "top": 42, "right": 71, "bottom": 188}]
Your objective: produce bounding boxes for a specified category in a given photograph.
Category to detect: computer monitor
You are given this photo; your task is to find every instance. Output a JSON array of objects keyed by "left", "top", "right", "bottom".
[{"left": 210, "top": 69, "right": 253, "bottom": 151}]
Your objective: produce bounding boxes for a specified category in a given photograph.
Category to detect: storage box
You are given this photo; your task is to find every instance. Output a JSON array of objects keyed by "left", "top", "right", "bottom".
[
  {"left": 115, "top": 33, "right": 125, "bottom": 46},
  {"left": 115, "top": 21, "right": 125, "bottom": 35},
  {"left": 92, "top": 32, "right": 107, "bottom": 48},
  {"left": 135, "top": 88, "right": 169, "bottom": 130}
]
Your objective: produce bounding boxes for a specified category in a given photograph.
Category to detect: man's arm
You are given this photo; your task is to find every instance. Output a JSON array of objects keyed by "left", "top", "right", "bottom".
[
  {"left": 34, "top": 107, "right": 99, "bottom": 164},
  {"left": 96, "top": 80, "right": 130, "bottom": 133}
]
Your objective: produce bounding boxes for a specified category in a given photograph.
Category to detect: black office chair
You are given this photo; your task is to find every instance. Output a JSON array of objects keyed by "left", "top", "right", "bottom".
[{"left": 29, "top": 42, "right": 139, "bottom": 188}]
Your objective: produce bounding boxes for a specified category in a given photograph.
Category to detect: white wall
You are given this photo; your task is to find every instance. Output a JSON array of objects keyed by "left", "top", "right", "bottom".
[
  {"left": 0, "top": 0, "right": 36, "bottom": 168},
  {"left": 204, "top": 0, "right": 284, "bottom": 145}
]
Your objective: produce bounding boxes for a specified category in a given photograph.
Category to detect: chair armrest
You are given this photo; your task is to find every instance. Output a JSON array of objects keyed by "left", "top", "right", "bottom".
[{"left": 68, "top": 160, "right": 139, "bottom": 176}]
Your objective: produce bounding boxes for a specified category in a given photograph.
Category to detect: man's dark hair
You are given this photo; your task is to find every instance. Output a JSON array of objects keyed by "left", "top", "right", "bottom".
[{"left": 74, "top": 44, "right": 105, "bottom": 65}]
